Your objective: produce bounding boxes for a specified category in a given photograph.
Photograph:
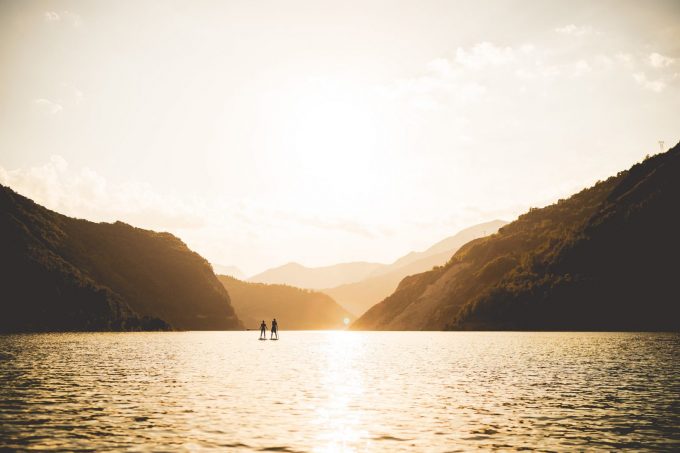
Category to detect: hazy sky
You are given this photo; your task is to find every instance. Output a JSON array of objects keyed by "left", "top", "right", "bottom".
[{"left": 1, "top": 0, "right": 679, "bottom": 275}]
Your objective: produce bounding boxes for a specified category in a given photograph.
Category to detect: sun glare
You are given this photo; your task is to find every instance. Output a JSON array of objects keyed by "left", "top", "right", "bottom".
[
  {"left": 314, "top": 331, "right": 368, "bottom": 451},
  {"left": 260, "top": 77, "right": 388, "bottom": 207},
  {"left": 291, "top": 87, "right": 377, "bottom": 171}
]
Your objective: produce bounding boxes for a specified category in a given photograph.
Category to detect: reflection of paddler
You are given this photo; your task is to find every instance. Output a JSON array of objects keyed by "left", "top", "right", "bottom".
[
  {"left": 271, "top": 318, "right": 279, "bottom": 340},
  {"left": 259, "top": 320, "right": 267, "bottom": 339}
]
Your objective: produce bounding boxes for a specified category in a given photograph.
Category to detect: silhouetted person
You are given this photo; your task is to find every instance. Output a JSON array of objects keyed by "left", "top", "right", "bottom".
[
  {"left": 271, "top": 318, "right": 278, "bottom": 340},
  {"left": 259, "top": 320, "right": 267, "bottom": 339}
]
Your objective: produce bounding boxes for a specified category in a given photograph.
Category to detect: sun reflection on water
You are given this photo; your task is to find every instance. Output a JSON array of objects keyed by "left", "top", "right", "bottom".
[
  {"left": 1, "top": 332, "right": 678, "bottom": 451},
  {"left": 313, "top": 331, "right": 370, "bottom": 452}
]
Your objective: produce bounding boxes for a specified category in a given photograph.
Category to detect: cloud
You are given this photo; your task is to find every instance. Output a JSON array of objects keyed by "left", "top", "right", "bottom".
[
  {"left": 649, "top": 52, "right": 675, "bottom": 69},
  {"left": 43, "top": 10, "right": 82, "bottom": 27},
  {"left": 426, "top": 58, "right": 456, "bottom": 77},
  {"left": 455, "top": 42, "right": 515, "bottom": 69},
  {"left": 615, "top": 52, "right": 634, "bottom": 67},
  {"left": 33, "top": 98, "right": 63, "bottom": 115},
  {"left": 398, "top": 37, "right": 680, "bottom": 101},
  {"left": 44, "top": 11, "right": 60, "bottom": 22},
  {"left": 383, "top": 40, "right": 624, "bottom": 107},
  {"left": 0, "top": 156, "right": 205, "bottom": 231},
  {"left": 632, "top": 72, "right": 666, "bottom": 92},
  {"left": 554, "top": 24, "right": 597, "bottom": 37},
  {"left": 378, "top": 43, "right": 520, "bottom": 109},
  {"left": 571, "top": 59, "right": 592, "bottom": 77},
  {"left": 32, "top": 85, "right": 84, "bottom": 115}
]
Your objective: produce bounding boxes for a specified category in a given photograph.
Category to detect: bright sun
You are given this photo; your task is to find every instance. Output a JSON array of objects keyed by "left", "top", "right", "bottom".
[{"left": 261, "top": 76, "right": 389, "bottom": 206}]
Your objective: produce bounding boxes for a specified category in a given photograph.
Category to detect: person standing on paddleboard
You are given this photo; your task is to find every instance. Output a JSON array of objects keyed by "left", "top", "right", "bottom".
[
  {"left": 259, "top": 320, "right": 267, "bottom": 339},
  {"left": 271, "top": 318, "right": 278, "bottom": 340}
]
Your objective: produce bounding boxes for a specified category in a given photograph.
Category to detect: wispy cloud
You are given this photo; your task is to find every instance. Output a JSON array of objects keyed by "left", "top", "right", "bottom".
[
  {"left": 33, "top": 98, "right": 63, "bottom": 115},
  {"left": 632, "top": 72, "right": 666, "bottom": 92},
  {"left": 32, "top": 85, "right": 84, "bottom": 115},
  {"left": 383, "top": 38, "right": 680, "bottom": 109},
  {"left": 43, "top": 10, "right": 82, "bottom": 27},
  {"left": 44, "top": 11, "right": 60, "bottom": 22},
  {"left": 378, "top": 43, "right": 521, "bottom": 109},
  {"left": 0, "top": 156, "right": 205, "bottom": 230},
  {"left": 455, "top": 42, "right": 516, "bottom": 69},
  {"left": 570, "top": 59, "right": 592, "bottom": 78},
  {"left": 649, "top": 52, "right": 675, "bottom": 69},
  {"left": 554, "top": 24, "right": 599, "bottom": 37}
]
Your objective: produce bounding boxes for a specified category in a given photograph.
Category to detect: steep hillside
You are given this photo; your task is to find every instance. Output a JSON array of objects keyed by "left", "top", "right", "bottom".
[
  {"left": 353, "top": 144, "right": 680, "bottom": 331},
  {"left": 0, "top": 185, "right": 242, "bottom": 332},
  {"left": 248, "top": 261, "right": 383, "bottom": 289},
  {"left": 218, "top": 275, "right": 353, "bottom": 330},
  {"left": 325, "top": 220, "right": 507, "bottom": 316}
]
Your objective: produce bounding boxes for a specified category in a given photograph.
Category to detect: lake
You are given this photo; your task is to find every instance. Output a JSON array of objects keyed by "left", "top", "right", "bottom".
[{"left": 0, "top": 331, "right": 678, "bottom": 451}]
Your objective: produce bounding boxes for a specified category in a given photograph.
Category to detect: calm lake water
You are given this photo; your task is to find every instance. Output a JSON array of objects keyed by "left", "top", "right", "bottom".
[{"left": 0, "top": 331, "right": 678, "bottom": 451}]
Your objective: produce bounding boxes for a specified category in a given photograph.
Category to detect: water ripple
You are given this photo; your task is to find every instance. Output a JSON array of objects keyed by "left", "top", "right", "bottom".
[{"left": 0, "top": 331, "right": 678, "bottom": 451}]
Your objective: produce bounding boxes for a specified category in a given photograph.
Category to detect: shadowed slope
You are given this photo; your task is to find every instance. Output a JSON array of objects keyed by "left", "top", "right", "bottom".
[
  {"left": 324, "top": 220, "right": 507, "bottom": 316},
  {"left": 0, "top": 185, "right": 242, "bottom": 332},
  {"left": 353, "top": 143, "right": 680, "bottom": 331}
]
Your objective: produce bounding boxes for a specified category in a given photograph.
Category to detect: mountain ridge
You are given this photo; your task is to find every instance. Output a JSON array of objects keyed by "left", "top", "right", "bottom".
[
  {"left": 324, "top": 220, "right": 507, "bottom": 316},
  {"left": 0, "top": 184, "right": 242, "bottom": 332},
  {"left": 353, "top": 144, "right": 680, "bottom": 331}
]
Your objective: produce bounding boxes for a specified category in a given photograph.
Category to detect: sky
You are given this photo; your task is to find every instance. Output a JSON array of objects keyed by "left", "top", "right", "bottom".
[{"left": 1, "top": 0, "right": 679, "bottom": 276}]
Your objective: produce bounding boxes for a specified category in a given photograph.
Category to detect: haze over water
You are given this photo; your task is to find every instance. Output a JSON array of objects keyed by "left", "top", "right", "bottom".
[{"left": 1, "top": 331, "right": 678, "bottom": 451}]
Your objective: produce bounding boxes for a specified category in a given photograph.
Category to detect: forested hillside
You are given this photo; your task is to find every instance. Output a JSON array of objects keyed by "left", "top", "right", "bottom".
[
  {"left": 353, "top": 144, "right": 680, "bottom": 331},
  {"left": 0, "top": 185, "right": 242, "bottom": 332},
  {"left": 219, "top": 275, "right": 353, "bottom": 330},
  {"left": 324, "top": 220, "right": 506, "bottom": 316}
]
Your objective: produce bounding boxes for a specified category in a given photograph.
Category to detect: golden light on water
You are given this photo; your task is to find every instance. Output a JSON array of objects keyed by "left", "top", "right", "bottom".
[
  {"left": 313, "top": 331, "right": 368, "bottom": 452},
  {"left": 1, "top": 332, "right": 678, "bottom": 450}
]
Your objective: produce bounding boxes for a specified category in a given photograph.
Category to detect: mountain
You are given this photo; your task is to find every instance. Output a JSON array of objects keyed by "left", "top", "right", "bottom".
[
  {"left": 218, "top": 275, "right": 353, "bottom": 330},
  {"left": 212, "top": 263, "right": 245, "bottom": 279},
  {"left": 0, "top": 184, "right": 242, "bottom": 332},
  {"left": 374, "top": 220, "right": 508, "bottom": 278},
  {"left": 324, "top": 220, "right": 507, "bottom": 316},
  {"left": 248, "top": 261, "right": 384, "bottom": 290},
  {"left": 353, "top": 144, "right": 680, "bottom": 331}
]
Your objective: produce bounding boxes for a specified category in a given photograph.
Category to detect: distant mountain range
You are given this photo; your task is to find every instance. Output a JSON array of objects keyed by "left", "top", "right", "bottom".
[
  {"left": 246, "top": 220, "right": 506, "bottom": 317},
  {"left": 248, "top": 261, "right": 384, "bottom": 289},
  {"left": 0, "top": 185, "right": 242, "bottom": 332},
  {"left": 324, "top": 220, "right": 507, "bottom": 316},
  {"left": 218, "top": 275, "right": 353, "bottom": 330},
  {"left": 353, "top": 143, "right": 680, "bottom": 331}
]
